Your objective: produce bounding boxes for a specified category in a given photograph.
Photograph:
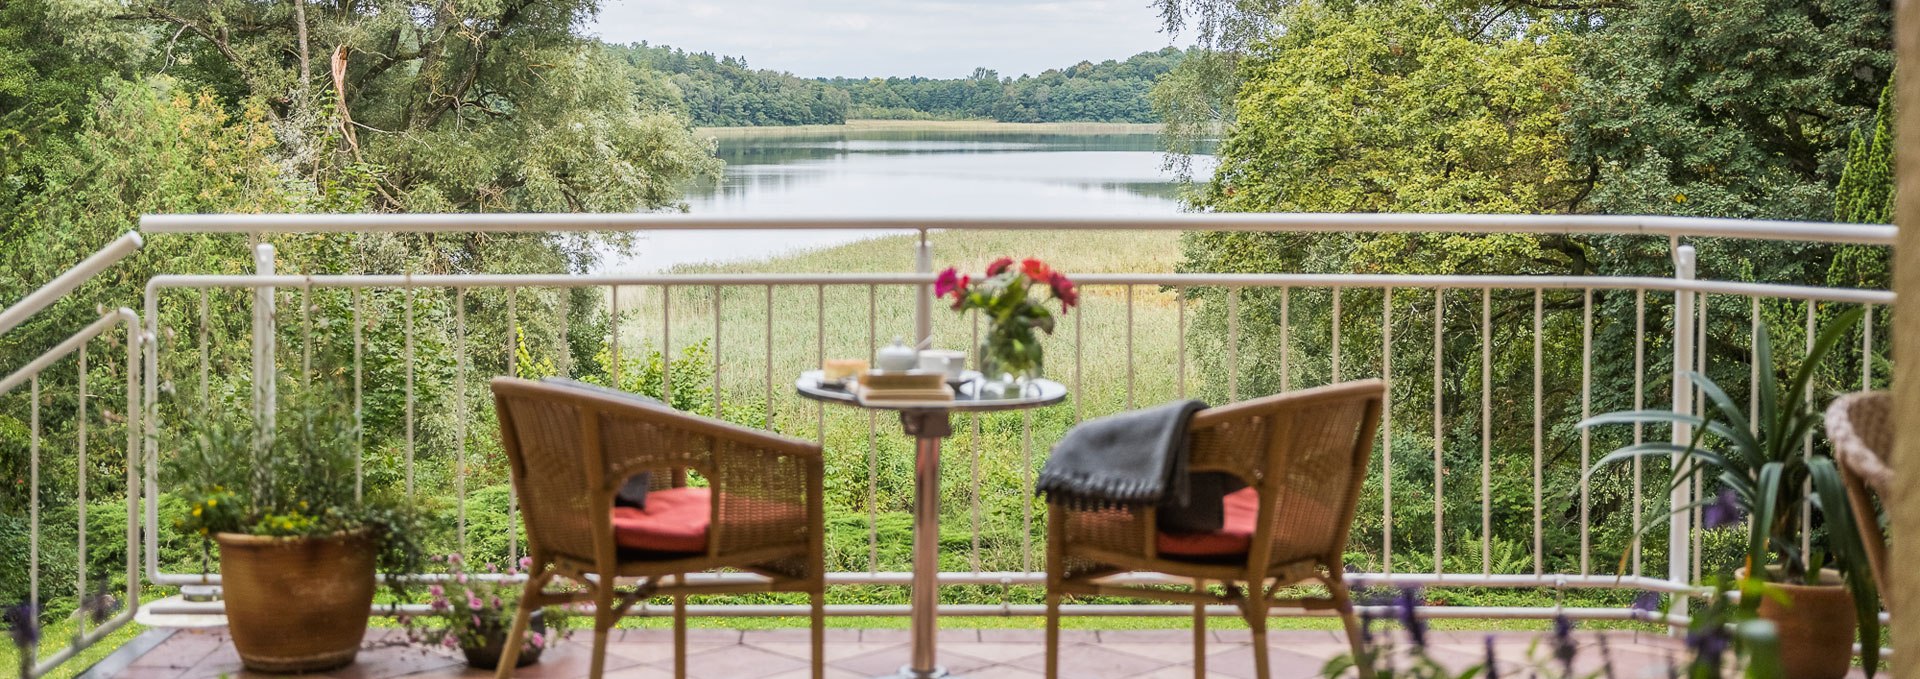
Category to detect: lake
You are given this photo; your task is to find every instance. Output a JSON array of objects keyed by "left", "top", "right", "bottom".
[{"left": 601, "top": 122, "right": 1215, "bottom": 272}]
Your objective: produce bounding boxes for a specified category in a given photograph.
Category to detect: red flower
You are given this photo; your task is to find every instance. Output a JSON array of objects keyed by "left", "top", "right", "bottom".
[
  {"left": 949, "top": 275, "right": 972, "bottom": 309},
  {"left": 1049, "top": 271, "right": 1078, "bottom": 308},
  {"left": 1022, "top": 258, "right": 1053, "bottom": 284},
  {"left": 934, "top": 267, "right": 961, "bottom": 298},
  {"left": 985, "top": 257, "right": 1015, "bottom": 277}
]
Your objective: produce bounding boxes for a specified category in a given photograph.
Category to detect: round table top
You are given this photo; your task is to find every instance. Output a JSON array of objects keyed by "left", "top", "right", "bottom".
[{"left": 795, "top": 371, "right": 1067, "bottom": 413}]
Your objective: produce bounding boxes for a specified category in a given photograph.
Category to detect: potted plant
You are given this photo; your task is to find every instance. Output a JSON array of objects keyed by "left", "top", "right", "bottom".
[
  {"left": 404, "top": 553, "right": 573, "bottom": 669},
  {"left": 935, "top": 256, "right": 1078, "bottom": 396},
  {"left": 166, "top": 381, "right": 422, "bottom": 673},
  {"left": 1581, "top": 308, "right": 1879, "bottom": 679}
]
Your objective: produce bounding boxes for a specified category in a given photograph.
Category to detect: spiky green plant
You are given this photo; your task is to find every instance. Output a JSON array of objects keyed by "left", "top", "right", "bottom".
[{"left": 1580, "top": 307, "right": 1878, "bottom": 673}]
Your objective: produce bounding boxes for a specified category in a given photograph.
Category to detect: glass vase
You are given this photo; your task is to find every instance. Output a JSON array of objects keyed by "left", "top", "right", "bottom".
[{"left": 977, "top": 340, "right": 1039, "bottom": 399}]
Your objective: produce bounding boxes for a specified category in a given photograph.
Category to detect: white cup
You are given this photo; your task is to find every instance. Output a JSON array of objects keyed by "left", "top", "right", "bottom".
[{"left": 919, "top": 349, "right": 967, "bottom": 379}]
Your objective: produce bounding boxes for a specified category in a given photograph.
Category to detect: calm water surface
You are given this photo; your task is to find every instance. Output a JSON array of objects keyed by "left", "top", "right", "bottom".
[{"left": 602, "top": 127, "right": 1214, "bottom": 272}]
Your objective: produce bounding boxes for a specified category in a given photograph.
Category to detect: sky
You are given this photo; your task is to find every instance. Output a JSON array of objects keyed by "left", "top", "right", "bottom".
[{"left": 589, "top": 0, "right": 1184, "bottom": 79}]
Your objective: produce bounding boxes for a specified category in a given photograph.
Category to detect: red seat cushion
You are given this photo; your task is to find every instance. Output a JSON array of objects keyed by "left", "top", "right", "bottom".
[
  {"left": 1156, "top": 487, "right": 1259, "bottom": 557},
  {"left": 611, "top": 487, "right": 711, "bottom": 553}
]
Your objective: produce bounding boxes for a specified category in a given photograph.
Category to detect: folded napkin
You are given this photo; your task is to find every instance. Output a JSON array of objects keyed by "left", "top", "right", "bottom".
[{"left": 1037, "top": 399, "right": 1242, "bottom": 533}]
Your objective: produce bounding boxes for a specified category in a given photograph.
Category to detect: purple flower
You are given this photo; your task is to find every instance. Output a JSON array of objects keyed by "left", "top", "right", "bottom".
[
  {"left": 1394, "top": 587, "right": 1428, "bottom": 649},
  {"left": 82, "top": 595, "right": 118, "bottom": 625},
  {"left": 428, "top": 584, "right": 444, "bottom": 597},
  {"left": 1484, "top": 635, "right": 1499, "bottom": 679},
  {"left": 1702, "top": 489, "right": 1744, "bottom": 529},
  {"left": 1552, "top": 615, "right": 1578, "bottom": 676},
  {"left": 4, "top": 602, "right": 38, "bottom": 651},
  {"left": 1630, "top": 592, "right": 1662, "bottom": 619},
  {"left": 1686, "top": 626, "right": 1729, "bottom": 675},
  {"left": 442, "top": 634, "right": 459, "bottom": 649}
]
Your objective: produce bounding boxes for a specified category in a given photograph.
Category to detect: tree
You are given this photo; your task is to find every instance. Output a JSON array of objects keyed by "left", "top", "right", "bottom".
[
  {"left": 1564, "top": 0, "right": 1892, "bottom": 220},
  {"left": 111, "top": 0, "right": 719, "bottom": 215}
]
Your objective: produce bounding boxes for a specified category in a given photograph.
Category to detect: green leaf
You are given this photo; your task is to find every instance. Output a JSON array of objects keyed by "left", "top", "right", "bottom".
[
  {"left": 1686, "top": 371, "right": 1762, "bottom": 457},
  {"left": 1808, "top": 457, "right": 1881, "bottom": 675}
]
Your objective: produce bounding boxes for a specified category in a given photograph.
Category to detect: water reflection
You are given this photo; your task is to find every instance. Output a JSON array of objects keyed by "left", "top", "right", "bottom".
[{"left": 602, "top": 126, "right": 1215, "bottom": 272}]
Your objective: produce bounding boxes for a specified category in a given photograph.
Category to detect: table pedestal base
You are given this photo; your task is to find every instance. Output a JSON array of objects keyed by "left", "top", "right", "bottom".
[{"left": 893, "top": 411, "right": 961, "bottom": 679}]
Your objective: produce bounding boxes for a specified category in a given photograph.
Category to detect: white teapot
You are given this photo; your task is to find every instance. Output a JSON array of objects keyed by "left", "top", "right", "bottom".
[{"left": 876, "top": 336, "right": 920, "bottom": 372}]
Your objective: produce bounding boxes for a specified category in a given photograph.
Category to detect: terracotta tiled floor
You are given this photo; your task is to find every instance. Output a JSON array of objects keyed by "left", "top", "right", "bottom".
[{"left": 92, "top": 626, "right": 1739, "bottom": 679}]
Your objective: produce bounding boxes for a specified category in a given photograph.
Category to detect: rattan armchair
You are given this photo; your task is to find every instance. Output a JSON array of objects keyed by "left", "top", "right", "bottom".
[
  {"left": 1043, "top": 380, "right": 1385, "bottom": 679},
  {"left": 1825, "top": 390, "right": 1893, "bottom": 603},
  {"left": 489, "top": 377, "right": 826, "bottom": 679}
]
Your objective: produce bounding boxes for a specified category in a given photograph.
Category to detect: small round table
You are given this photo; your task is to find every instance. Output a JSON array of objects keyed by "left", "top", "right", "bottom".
[{"left": 796, "top": 371, "right": 1067, "bottom": 679}]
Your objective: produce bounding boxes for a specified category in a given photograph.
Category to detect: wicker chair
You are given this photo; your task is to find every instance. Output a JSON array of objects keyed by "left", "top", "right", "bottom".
[
  {"left": 489, "top": 377, "right": 826, "bottom": 679},
  {"left": 1044, "top": 380, "right": 1385, "bottom": 679},
  {"left": 1825, "top": 390, "right": 1893, "bottom": 603}
]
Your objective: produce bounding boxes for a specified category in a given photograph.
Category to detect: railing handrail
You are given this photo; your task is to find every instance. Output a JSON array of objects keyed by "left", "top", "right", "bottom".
[
  {"left": 0, "top": 231, "right": 143, "bottom": 336},
  {"left": 138, "top": 213, "right": 1897, "bottom": 245},
  {"left": 146, "top": 272, "right": 1895, "bottom": 304}
]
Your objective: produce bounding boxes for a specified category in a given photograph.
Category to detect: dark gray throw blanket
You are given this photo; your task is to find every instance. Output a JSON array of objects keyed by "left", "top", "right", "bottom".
[{"left": 1036, "top": 399, "right": 1244, "bottom": 533}]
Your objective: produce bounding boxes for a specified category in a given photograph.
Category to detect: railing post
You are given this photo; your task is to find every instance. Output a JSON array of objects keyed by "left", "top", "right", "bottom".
[
  {"left": 1668, "top": 245, "right": 1696, "bottom": 620},
  {"left": 915, "top": 228, "right": 932, "bottom": 345},
  {"left": 253, "top": 243, "right": 276, "bottom": 441}
]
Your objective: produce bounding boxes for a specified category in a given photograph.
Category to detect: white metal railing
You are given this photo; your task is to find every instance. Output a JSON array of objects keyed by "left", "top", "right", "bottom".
[
  {"left": 4, "top": 213, "right": 1894, "bottom": 677},
  {"left": 3, "top": 234, "right": 146, "bottom": 679},
  {"left": 114, "top": 213, "right": 1894, "bottom": 632}
]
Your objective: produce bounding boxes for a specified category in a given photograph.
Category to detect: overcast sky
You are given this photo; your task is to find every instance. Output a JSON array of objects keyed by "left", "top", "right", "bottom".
[{"left": 589, "top": 0, "right": 1185, "bottom": 79}]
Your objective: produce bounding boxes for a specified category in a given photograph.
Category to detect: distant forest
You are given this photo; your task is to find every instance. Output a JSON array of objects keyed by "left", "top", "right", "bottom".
[{"left": 609, "top": 43, "right": 1189, "bottom": 126}]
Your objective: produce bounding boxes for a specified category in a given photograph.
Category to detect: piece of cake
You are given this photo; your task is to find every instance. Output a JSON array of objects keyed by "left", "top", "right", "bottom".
[{"left": 824, "top": 359, "right": 868, "bottom": 382}]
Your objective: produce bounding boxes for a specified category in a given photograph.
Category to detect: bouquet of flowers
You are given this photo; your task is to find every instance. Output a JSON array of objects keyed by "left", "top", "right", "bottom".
[{"left": 936, "top": 257, "right": 1077, "bottom": 386}]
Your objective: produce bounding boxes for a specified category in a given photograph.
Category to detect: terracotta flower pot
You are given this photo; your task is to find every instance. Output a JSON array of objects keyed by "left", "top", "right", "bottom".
[
  {"left": 1739, "top": 566, "right": 1857, "bottom": 679},
  {"left": 216, "top": 530, "right": 376, "bottom": 673}
]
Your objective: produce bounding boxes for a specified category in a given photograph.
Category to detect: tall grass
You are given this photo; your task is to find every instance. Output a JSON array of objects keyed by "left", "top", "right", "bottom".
[{"left": 603, "top": 230, "right": 1189, "bottom": 583}]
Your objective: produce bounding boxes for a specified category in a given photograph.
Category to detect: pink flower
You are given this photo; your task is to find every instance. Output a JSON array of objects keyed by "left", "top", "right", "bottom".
[
  {"left": 442, "top": 634, "right": 459, "bottom": 648},
  {"left": 518, "top": 557, "right": 533, "bottom": 570},
  {"left": 1049, "top": 271, "right": 1078, "bottom": 308},
  {"left": 985, "top": 257, "right": 1015, "bottom": 277},
  {"left": 490, "top": 596, "right": 502, "bottom": 610},
  {"left": 486, "top": 563, "right": 498, "bottom": 573},
  {"left": 428, "top": 584, "right": 444, "bottom": 597},
  {"left": 934, "top": 267, "right": 960, "bottom": 298},
  {"left": 530, "top": 632, "right": 546, "bottom": 649},
  {"left": 447, "top": 553, "right": 463, "bottom": 565},
  {"left": 467, "top": 593, "right": 484, "bottom": 611}
]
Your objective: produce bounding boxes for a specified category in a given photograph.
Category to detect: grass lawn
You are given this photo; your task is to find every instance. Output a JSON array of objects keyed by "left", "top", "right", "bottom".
[{"left": 0, "top": 615, "right": 145, "bottom": 679}]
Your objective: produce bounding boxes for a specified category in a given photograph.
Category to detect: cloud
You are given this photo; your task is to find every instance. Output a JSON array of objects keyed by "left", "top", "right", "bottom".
[{"left": 589, "top": 0, "right": 1182, "bottom": 78}]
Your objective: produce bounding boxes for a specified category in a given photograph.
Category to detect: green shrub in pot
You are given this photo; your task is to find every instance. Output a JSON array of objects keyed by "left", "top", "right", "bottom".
[{"left": 165, "top": 380, "right": 423, "bottom": 672}]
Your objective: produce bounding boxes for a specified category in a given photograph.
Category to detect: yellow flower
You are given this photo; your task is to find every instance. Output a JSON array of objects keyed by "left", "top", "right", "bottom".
[
  {"left": 192, "top": 506, "right": 202, "bottom": 517},
  {"left": 207, "top": 498, "right": 217, "bottom": 507},
  {"left": 1673, "top": 193, "right": 1688, "bottom": 203}
]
